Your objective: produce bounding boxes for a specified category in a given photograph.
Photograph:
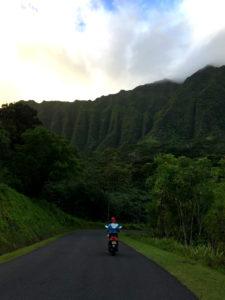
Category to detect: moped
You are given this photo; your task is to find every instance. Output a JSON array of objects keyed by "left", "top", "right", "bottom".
[{"left": 105, "top": 225, "right": 122, "bottom": 256}]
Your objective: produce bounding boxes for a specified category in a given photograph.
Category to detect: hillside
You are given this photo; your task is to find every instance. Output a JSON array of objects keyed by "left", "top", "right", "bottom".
[
  {"left": 0, "top": 183, "right": 83, "bottom": 254},
  {"left": 152, "top": 66, "right": 225, "bottom": 140},
  {"left": 26, "top": 81, "right": 179, "bottom": 152},
  {"left": 25, "top": 65, "right": 225, "bottom": 154}
]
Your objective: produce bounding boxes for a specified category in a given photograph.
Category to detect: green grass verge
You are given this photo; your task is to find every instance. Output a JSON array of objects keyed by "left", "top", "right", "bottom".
[
  {"left": 120, "top": 233, "right": 225, "bottom": 300},
  {"left": 0, "top": 231, "right": 72, "bottom": 264},
  {"left": 123, "top": 233, "right": 225, "bottom": 273}
]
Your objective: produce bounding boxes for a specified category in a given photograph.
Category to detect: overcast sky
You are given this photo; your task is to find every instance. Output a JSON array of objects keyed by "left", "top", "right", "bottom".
[{"left": 0, "top": 0, "right": 225, "bottom": 104}]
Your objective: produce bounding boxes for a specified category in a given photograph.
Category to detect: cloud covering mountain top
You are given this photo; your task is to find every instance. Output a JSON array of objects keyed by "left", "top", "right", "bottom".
[{"left": 0, "top": 0, "right": 225, "bottom": 104}]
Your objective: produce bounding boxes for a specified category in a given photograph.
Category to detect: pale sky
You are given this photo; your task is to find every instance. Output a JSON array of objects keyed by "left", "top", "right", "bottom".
[{"left": 0, "top": 0, "right": 225, "bottom": 105}]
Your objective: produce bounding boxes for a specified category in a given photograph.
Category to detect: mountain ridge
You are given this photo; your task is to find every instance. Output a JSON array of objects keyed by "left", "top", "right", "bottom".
[{"left": 24, "top": 65, "right": 225, "bottom": 154}]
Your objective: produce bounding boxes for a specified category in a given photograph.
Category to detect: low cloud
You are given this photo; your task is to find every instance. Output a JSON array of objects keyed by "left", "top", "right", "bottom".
[{"left": 173, "top": 29, "right": 225, "bottom": 80}]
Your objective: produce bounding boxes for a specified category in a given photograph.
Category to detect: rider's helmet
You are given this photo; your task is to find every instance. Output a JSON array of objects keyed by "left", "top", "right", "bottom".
[{"left": 111, "top": 217, "right": 116, "bottom": 223}]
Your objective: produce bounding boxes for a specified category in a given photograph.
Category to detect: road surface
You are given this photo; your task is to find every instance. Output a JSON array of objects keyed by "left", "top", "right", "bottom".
[{"left": 0, "top": 230, "right": 197, "bottom": 300}]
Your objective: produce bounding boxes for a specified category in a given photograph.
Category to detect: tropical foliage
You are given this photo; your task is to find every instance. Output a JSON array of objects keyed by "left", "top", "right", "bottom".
[{"left": 1, "top": 65, "right": 225, "bottom": 263}]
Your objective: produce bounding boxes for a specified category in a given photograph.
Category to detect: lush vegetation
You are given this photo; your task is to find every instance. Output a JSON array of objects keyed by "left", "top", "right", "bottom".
[
  {"left": 84, "top": 149, "right": 225, "bottom": 256},
  {"left": 121, "top": 232, "right": 224, "bottom": 273},
  {"left": 0, "top": 102, "right": 103, "bottom": 254},
  {"left": 0, "top": 66, "right": 225, "bottom": 273},
  {"left": 146, "top": 154, "right": 225, "bottom": 251},
  {"left": 0, "top": 103, "right": 109, "bottom": 223},
  {"left": 0, "top": 183, "right": 84, "bottom": 254}
]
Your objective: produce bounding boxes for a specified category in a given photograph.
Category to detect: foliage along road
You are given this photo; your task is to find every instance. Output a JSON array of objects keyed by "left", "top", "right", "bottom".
[{"left": 0, "top": 230, "right": 197, "bottom": 300}]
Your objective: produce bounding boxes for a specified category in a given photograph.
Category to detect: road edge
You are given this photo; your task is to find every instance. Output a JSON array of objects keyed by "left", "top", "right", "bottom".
[{"left": 0, "top": 231, "right": 74, "bottom": 264}]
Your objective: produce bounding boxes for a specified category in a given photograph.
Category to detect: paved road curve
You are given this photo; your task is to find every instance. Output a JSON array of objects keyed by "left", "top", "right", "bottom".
[{"left": 0, "top": 230, "right": 197, "bottom": 300}]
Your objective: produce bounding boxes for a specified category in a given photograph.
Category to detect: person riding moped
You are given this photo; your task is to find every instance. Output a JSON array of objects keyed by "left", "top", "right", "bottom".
[{"left": 105, "top": 217, "right": 122, "bottom": 239}]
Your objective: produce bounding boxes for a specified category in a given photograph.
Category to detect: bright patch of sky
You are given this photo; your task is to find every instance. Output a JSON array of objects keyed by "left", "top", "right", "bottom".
[
  {"left": 0, "top": 0, "right": 225, "bottom": 104},
  {"left": 101, "top": 0, "right": 178, "bottom": 11},
  {"left": 101, "top": 0, "right": 116, "bottom": 11}
]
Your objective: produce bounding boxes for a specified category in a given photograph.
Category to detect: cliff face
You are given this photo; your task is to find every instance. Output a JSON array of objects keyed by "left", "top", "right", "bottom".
[
  {"left": 26, "top": 65, "right": 225, "bottom": 153},
  {"left": 152, "top": 66, "right": 225, "bottom": 141}
]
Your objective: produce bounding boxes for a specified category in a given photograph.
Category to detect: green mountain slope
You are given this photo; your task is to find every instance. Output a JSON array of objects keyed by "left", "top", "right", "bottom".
[
  {"left": 151, "top": 66, "right": 225, "bottom": 141},
  {"left": 25, "top": 65, "right": 225, "bottom": 154},
  {"left": 26, "top": 81, "right": 179, "bottom": 152},
  {"left": 0, "top": 183, "right": 82, "bottom": 254}
]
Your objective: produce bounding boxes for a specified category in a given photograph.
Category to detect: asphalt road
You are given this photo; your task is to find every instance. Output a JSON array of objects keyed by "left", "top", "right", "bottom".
[{"left": 0, "top": 230, "right": 197, "bottom": 300}]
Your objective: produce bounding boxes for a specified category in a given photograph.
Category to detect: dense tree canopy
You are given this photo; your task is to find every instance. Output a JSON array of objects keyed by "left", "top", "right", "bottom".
[
  {"left": 11, "top": 126, "right": 80, "bottom": 195},
  {"left": 146, "top": 154, "right": 224, "bottom": 250},
  {"left": 0, "top": 123, "right": 10, "bottom": 161},
  {"left": 0, "top": 102, "right": 41, "bottom": 145},
  {"left": 1, "top": 95, "right": 225, "bottom": 255}
]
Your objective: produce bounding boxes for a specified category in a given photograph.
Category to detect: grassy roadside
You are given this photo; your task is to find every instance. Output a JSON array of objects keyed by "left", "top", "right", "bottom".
[
  {"left": 0, "top": 224, "right": 104, "bottom": 264},
  {"left": 120, "top": 233, "right": 225, "bottom": 300},
  {"left": 0, "top": 231, "right": 72, "bottom": 264}
]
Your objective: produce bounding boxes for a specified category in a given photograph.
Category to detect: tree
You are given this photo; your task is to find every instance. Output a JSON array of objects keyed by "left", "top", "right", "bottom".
[
  {"left": 86, "top": 148, "right": 132, "bottom": 192},
  {"left": 11, "top": 126, "right": 80, "bottom": 195},
  {"left": 204, "top": 182, "right": 225, "bottom": 251},
  {"left": 0, "top": 102, "right": 41, "bottom": 145},
  {"left": 42, "top": 180, "right": 108, "bottom": 220},
  {"left": 192, "top": 158, "right": 213, "bottom": 241},
  {"left": 146, "top": 154, "right": 213, "bottom": 245},
  {"left": 0, "top": 123, "right": 10, "bottom": 162}
]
